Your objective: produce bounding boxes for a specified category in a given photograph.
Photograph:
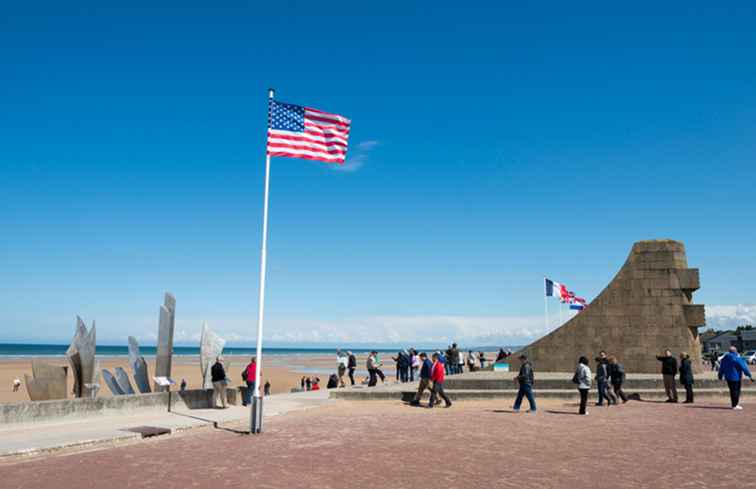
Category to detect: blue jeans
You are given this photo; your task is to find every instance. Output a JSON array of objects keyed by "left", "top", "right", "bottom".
[
  {"left": 244, "top": 380, "right": 257, "bottom": 405},
  {"left": 513, "top": 383, "right": 536, "bottom": 411}
]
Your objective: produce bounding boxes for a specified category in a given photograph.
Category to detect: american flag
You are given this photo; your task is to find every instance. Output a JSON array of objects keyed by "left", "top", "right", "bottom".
[{"left": 267, "top": 100, "right": 351, "bottom": 164}]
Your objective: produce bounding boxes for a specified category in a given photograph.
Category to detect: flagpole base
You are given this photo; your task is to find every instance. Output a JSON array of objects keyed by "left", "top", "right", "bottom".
[{"left": 251, "top": 395, "right": 263, "bottom": 434}]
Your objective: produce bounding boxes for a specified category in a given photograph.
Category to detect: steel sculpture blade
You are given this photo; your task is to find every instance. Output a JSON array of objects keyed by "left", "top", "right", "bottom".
[{"left": 199, "top": 322, "right": 226, "bottom": 389}]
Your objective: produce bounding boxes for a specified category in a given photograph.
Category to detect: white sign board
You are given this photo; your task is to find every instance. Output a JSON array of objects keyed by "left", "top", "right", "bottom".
[{"left": 153, "top": 376, "right": 175, "bottom": 387}]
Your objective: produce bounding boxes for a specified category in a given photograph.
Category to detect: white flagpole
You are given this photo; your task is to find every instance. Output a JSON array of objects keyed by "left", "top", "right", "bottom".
[{"left": 251, "top": 88, "right": 275, "bottom": 434}]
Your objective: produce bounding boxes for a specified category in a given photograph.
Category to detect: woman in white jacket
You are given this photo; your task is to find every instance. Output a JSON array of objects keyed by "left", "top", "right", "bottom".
[{"left": 575, "top": 356, "right": 592, "bottom": 415}]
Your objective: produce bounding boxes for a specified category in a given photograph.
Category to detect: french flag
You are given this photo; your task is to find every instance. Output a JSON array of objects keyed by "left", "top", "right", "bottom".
[{"left": 545, "top": 278, "right": 560, "bottom": 297}]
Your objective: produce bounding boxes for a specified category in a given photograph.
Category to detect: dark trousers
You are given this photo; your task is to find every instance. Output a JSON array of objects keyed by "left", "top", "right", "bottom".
[
  {"left": 348, "top": 368, "right": 355, "bottom": 386},
  {"left": 413, "top": 378, "right": 431, "bottom": 403},
  {"left": 612, "top": 382, "right": 628, "bottom": 403},
  {"left": 597, "top": 381, "right": 615, "bottom": 405},
  {"left": 368, "top": 369, "right": 377, "bottom": 387},
  {"left": 578, "top": 388, "right": 589, "bottom": 414},
  {"left": 727, "top": 380, "right": 741, "bottom": 407},
  {"left": 683, "top": 382, "right": 694, "bottom": 403},
  {"left": 513, "top": 383, "right": 536, "bottom": 411},
  {"left": 429, "top": 381, "right": 451, "bottom": 407},
  {"left": 376, "top": 369, "right": 385, "bottom": 382},
  {"left": 400, "top": 367, "right": 409, "bottom": 383}
]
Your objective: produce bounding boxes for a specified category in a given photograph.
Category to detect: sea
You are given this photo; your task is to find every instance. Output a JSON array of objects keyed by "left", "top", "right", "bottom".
[{"left": 0, "top": 343, "right": 414, "bottom": 359}]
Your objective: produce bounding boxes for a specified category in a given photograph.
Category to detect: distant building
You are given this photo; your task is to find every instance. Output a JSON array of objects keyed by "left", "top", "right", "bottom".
[{"left": 702, "top": 329, "right": 756, "bottom": 353}]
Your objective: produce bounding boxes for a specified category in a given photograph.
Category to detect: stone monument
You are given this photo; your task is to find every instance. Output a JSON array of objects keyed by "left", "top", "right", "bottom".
[
  {"left": 128, "top": 336, "right": 151, "bottom": 393},
  {"left": 24, "top": 361, "right": 68, "bottom": 401},
  {"left": 66, "top": 316, "right": 98, "bottom": 397},
  {"left": 199, "top": 322, "right": 226, "bottom": 389},
  {"left": 154, "top": 292, "right": 176, "bottom": 392},
  {"left": 515, "top": 240, "right": 705, "bottom": 373}
]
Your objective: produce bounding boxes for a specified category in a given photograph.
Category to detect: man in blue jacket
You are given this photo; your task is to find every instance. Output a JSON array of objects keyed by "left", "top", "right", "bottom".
[
  {"left": 410, "top": 352, "right": 433, "bottom": 407},
  {"left": 718, "top": 346, "right": 753, "bottom": 410}
]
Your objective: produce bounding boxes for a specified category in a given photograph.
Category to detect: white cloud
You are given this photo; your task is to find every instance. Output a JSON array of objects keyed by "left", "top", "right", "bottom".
[
  {"left": 705, "top": 304, "right": 756, "bottom": 330},
  {"left": 94, "top": 313, "right": 547, "bottom": 347},
  {"left": 333, "top": 139, "right": 379, "bottom": 173}
]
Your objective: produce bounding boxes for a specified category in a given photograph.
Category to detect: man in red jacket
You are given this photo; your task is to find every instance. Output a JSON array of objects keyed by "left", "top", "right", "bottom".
[
  {"left": 242, "top": 357, "right": 257, "bottom": 406},
  {"left": 429, "top": 352, "right": 452, "bottom": 408}
]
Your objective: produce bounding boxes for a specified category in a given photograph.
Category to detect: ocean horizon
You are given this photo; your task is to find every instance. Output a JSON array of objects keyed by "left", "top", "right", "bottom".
[{"left": 0, "top": 343, "right": 519, "bottom": 359}]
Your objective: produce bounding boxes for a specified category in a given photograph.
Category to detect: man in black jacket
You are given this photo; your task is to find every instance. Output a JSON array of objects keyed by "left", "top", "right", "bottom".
[
  {"left": 608, "top": 355, "right": 628, "bottom": 403},
  {"left": 347, "top": 351, "right": 357, "bottom": 386},
  {"left": 679, "top": 352, "right": 694, "bottom": 403},
  {"left": 595, "top": 352, "right": 616, "bottom": 406},
  {"left": 211, "top": 357, "right": 228, "bottom": 409},
  {"left": 410, "top": 352, "right": 433, "bottom": 407},
  {"left": 656, "top": 349, "right": 679, "bottom": 403},
  {"left": 513, "top": 354, "right": 536, "bottom": 412}
]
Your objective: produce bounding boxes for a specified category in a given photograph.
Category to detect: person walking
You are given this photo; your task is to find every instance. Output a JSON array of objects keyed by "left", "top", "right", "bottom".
[
  {"left": 467, "top": 350, "right": 477, "bottom": 372},
  {"left": 347, "top": 351, "right": 357, "bottom": 386},
  {"left": 374, "top": 352, "right": 386, "bottom": 383},
  {"left": 242, "top": 356, "right": 257, "bottom": 406},
  {"left": 595, "top": 354, "right": 616, "bottom": 406},
  {"left": 429, "top": 352, "right": 452, "bottom": 408},
  {"left": 718, "top": 346, "right": 753, "bottom": 410},
  {"left": 608, "top": 355, "right": 628, "bottom": 403},
  {"left": 410, "top": 352, "right": 433, "bottom": 407},
  {"left": 336, "top": 349, "right": 349, "bottom": 387},
  {"left": 211, "top": 356, "right": 228, "bottom": 409},
  {"left": 410, "top": 349, "right": 420, "bottom": 382},
  {"left": 264, "top": 380, "right": 271, "bottom": 396},
  {"left": 574, "top": 356, "right": 592, "bottom": 415},
  {"left": 12, "top": 378, "right": 22, "bottom": 392},
  {"left": 656, "top": 349, "right": 679, "bottom": 403},
  {"left": 679, "top": 352, "right": 695, "bottom": 403},
  {"left": 305, "top": 377, "right": 312, "bottom": 391},
  {"left": 399, "top": 350, "right": 410, "bottom": 383},
  {"left": 300, "top": 376, "right": 305, "bottom": 391},
  {"left": 367, "top": 351, "right": 378, "bottom": 387},
  {"left": 457, "top": 350, "right": 465, "bottom": 374},
  {"left": 513, "top": 354, "right": 536, "bottom": 412}
]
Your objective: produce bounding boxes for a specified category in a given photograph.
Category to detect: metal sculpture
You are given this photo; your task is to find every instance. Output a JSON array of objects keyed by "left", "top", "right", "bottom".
[
  {"left": 114, "top": 367, "right": 136, "bottom": 395},
  {"left": 199, "top": 322, "right": 226, "bottom": 389},
  {"left": 154, "top": 292, "right": 176, "bottom": 392},
  {"left": 24, "top": 361, "right": 68, "bottom": 401},
  {"left": 102, "top": 369, "right": 124, "bottom": 395},
  {"left": 128, "top": 336, "right": 151, "bottom": 393},
  {"left": 66, "top": 316, "right": 97, "bottom": 398}
]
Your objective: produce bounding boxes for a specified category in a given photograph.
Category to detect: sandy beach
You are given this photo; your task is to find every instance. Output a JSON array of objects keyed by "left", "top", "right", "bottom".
[{"left": 0, "top": 350, "right": 499, "bottom": 404}]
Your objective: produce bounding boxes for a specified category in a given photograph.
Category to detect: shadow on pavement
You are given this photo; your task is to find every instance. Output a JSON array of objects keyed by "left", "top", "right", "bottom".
[
  {"left": 544, "top": 410, "right": 582, "bottom": 415},
  {"left": 684, "top": 405, "right": 734, "bottom": 410}
]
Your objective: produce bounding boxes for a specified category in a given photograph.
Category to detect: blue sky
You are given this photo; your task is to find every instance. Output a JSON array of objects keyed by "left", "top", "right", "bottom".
[{"left": 2, "top": 2, "right": 756, "bottom": 346}]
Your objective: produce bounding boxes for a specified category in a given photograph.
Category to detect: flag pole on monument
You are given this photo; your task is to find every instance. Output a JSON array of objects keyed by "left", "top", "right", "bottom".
[{"left": 251, "top": 88, "right": 275, "bottom": 434}]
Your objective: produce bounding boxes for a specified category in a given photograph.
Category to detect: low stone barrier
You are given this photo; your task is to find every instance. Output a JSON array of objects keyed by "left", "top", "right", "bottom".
[{"left": 0, "top": 388, "right": 238, "bottom": 426}]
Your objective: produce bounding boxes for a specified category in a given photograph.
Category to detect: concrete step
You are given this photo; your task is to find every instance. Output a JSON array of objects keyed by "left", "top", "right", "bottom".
[
  {"left": 443, "top": 377, "right": 727, "bottom": 390},
  {"left": 330, "top": 387, "right": 756, "bottom": 402}
]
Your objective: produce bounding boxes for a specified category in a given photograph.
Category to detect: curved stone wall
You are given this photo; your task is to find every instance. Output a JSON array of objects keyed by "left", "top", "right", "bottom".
[{"left": 517, "top": 240, "right": 705, "bottom": 373}]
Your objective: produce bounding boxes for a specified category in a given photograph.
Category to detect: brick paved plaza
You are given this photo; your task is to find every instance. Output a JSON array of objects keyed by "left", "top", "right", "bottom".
[{"left": 1, "top": 398, "right": 753, "bottom": 489}]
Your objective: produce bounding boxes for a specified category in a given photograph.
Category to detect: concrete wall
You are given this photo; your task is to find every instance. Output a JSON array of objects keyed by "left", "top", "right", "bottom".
[
  {"left": 0, "top": 388, "right": 238, "bottom": 426},
  {"left": 516, "top": 240, "right": 705, "bottom": 373}
]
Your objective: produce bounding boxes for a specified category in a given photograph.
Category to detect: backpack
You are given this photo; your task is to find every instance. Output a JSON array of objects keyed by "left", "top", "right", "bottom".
[{"left": 241, "top": 368, "right": 248, "bottom": 381}]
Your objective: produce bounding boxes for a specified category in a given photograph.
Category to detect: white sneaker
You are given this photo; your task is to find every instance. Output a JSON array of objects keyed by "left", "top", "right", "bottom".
[{"left": 733, "top": 405, "right": 743, "bottom": 410}]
